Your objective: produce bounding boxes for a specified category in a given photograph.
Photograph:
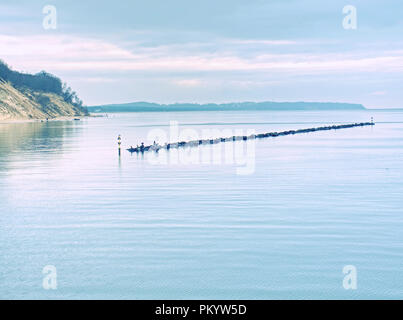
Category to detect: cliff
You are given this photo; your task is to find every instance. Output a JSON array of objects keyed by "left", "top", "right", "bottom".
[{"left": 0, "top": 60, "right": 88, "bottom": 121}]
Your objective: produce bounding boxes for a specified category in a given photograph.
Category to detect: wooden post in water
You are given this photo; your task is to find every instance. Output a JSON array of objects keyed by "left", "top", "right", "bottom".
[{"left": 118, "top": 135, "right": 122, "bottom": 156}]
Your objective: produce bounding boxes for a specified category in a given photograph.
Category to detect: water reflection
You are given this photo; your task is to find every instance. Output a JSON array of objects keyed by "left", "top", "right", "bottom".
[
  {"left": 0, "top": 121, "right": 80, "bottom": 152},
  {"left": 0, "top": 121, "right": 82, "bottom": 171}
]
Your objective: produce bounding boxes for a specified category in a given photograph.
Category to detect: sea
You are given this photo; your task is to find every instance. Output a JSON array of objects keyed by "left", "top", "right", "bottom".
[{"left": 0, "top": 109, "right": 402, "bottom": 299}]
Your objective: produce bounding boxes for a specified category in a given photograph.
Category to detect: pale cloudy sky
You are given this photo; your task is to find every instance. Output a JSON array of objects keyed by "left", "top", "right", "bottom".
[{"left": 0, "top": 0, "right": 402, "bottom": 107}]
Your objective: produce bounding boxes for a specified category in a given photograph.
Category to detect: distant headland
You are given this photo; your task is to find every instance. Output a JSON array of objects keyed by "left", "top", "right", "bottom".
[
  {"left": 0, "top": 60, "right": 88, "bottom": 121},
  {"left": 88, "top": 101, "right": 366, "bottom": 113}
]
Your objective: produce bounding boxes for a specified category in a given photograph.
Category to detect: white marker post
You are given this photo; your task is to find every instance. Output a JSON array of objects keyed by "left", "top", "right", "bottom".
[{"left": 118, "top": 135, "right": 122, "bottom": 156}]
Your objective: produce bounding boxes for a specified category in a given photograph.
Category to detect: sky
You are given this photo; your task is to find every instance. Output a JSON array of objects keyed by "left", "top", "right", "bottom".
[{"left": 0, "top": 0, "right": 402, "bottom": 108}]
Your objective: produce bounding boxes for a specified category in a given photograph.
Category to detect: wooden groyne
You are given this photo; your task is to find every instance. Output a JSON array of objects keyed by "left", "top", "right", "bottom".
[{"left": 127, "top": 122, "right": 374, "bottom": 153}]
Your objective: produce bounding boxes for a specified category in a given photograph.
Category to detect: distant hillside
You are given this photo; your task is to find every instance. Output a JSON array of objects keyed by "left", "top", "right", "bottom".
[
  {"left": 0, "top": 60, "right": 88, "bottom": 120},
  {"left": 88, "top": 101, "right": 366, "bottom": 113}
]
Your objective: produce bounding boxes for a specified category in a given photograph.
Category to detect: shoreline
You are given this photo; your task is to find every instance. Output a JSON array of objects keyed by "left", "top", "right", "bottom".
[{"left": 0, "top": 114, "right": 103, "bottom": 124}]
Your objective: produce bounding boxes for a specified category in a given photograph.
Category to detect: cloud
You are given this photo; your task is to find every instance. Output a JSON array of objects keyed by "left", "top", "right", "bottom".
[
  {"left": 370, "top": 91, "right": 387, "bottom": 96},
  {"left": 227, "top": 39, "right": 299, "bottom": 46},
  {"left": 173, "top": 79, "right": 203, "bottom": 87},
  {"left": 80, "top": 77, "right": 118, "bottom": 83},
  {"left": 0, "top": 1, "right": 402, "bottom": 107},
  {"left": 0, "top": 4, "right": 33, "bottom": 17},
  {"left": 2, "top": 34, "right": 403, "bottom": 77}
]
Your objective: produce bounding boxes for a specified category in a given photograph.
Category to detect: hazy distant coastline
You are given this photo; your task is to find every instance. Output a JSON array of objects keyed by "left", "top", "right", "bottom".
[{"left": 88, "top": 101, "right": 366, "bottom": 113}]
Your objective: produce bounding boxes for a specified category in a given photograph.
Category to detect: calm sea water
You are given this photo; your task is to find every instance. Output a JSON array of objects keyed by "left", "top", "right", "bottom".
[{"left": 0, "top": 110, "right": 402, "bottom": 299}]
